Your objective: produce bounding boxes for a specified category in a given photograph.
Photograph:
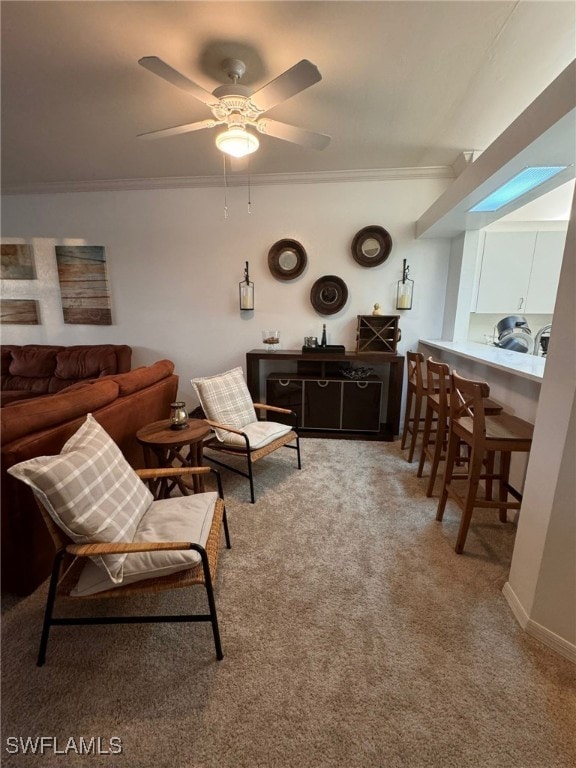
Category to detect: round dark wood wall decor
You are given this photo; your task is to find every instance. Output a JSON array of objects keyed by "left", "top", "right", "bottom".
[
  {"left": 310, "top": 275, "right": 349, "bottom": 315},
  {"left": 351, "top": 225, "right": 393, "bottom": 267},
  {"left": 268, "top": 239, "right": 308, "bottom": 281}
]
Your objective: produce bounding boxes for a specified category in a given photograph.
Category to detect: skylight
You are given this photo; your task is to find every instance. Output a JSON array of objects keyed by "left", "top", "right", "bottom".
[{"left": 469, "top": 166, "right": 568, "bottom": 212}]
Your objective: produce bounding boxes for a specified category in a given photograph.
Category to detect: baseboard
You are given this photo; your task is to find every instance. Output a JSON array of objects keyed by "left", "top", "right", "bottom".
[{"left": 503, "top": 582, "right": 576, "bottom": 664}]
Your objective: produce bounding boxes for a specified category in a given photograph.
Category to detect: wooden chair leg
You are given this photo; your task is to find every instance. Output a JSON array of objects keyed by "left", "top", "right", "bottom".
[
  {"left": 436, "top": 430, "right": 459, "bottom": 522},
  {"left": 417, "top": 402, "right": 433, "bottom": 477},
  {"left": 484, "top": 451, "right": 495, "bottom": 501},
  {"left": 455, "top": 449, "right": 485, "bottom": 554},
  {"left": 407, "top": 393, "right": 422, "bottom": 463},
  {"left": 426, "top": 417, "right": 447, "bottom": 497},
  {"left": 401, "top": 389, "right": 413, "bottom": 450},
  {"left": 498, "top": 451, "right": 512, "bottom": 523}
]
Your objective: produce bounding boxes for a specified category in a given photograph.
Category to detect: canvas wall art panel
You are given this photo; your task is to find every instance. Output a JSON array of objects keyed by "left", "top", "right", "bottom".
[
  {"left": 0, "top": 244, "right": 36, "bottom": 279},
  {"left": 55, "top": 245, "right": 112, "bottom": 325},
  {"left": 0, "top": 299, "right": 40, "bottom": 324}
]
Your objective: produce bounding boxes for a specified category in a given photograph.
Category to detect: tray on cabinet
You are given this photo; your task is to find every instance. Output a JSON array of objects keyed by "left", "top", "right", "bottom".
[{"left": 301, "top": 344, "right": 346, "bottom": 353}]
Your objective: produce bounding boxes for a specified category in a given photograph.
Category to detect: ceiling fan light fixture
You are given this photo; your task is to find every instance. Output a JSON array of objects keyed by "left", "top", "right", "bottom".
[{"left": 215, "top": 127, "right": 259, "bottom": 158}]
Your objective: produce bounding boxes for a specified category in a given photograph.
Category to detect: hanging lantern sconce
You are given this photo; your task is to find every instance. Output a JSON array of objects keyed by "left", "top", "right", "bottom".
[
  {"left": 396, "top": 258, "right": 414, "bottom": 310},
  {"left": 239, "top": 261, "right": 254, "bottom": 311}
]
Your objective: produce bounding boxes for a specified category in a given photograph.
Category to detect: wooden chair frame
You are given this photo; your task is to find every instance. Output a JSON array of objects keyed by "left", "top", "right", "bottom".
[
  {"left": 36, "top": 466, "right": 231, "bottom": 666},
  {"left": 436, "top": 372, "right": 532, "bottom": 553},
  {"left": 417, "top": 358, "right": 451, "bottom": 496},
  {"left": 400, "top": 351, "right": 429, "bottom": 463},
  {"left": 202, "top": 403, "right": 301, "bottom": 504}
]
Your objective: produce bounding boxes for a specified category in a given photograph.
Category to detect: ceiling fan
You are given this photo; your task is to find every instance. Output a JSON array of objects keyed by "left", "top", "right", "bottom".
[{"left": 138, "top": 56, "right": 331, "bottom": 158}]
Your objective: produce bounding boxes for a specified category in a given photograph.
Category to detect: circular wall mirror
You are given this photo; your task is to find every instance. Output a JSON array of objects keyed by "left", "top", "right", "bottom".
[
  {"left": 268, "top": 239, "right": 308, "bottom": 281},
  {"left": 351, "top": 226, "right": 393, "bottom": 267},
  {"left": 310, "top": 275, "right": 349, "bottom": 315}
]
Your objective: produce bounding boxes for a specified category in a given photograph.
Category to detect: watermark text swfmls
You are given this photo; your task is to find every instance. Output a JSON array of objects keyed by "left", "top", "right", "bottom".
[{"left": 5, "top": 736, "right": 123, "bottom": 756}]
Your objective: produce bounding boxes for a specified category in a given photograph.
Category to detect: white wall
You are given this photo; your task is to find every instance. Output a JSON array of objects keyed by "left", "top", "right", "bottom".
[{"left": 1, "top": 177, "right": 451, "bottom": 409}]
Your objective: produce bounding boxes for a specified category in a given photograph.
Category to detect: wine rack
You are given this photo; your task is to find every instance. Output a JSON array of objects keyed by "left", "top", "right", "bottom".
[{"left": 355, "top": 315, "right": 400, "bottom": 353}]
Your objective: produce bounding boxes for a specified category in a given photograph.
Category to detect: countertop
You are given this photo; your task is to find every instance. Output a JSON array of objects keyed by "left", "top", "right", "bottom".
[{"left": 419, "top": 340, "right": 546, "bottom": 382}]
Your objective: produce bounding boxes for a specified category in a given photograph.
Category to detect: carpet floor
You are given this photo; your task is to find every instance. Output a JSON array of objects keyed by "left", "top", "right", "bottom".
[{"left": 1, "top": 438, "right": 575, "bottom": 767}]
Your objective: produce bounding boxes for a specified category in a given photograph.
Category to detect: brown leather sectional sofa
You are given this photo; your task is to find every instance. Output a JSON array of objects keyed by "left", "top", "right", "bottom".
[
  {"left": 1, "top": 344, "right": 132, "bottom": 406},
  {"left": 1, "top": 358, "right": 179, "bottom": 595}
]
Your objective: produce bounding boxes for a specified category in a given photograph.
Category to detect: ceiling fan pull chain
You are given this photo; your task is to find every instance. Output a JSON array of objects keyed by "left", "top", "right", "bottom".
[
  {"left": 247, "top": 155, "right": 252, "bottom": 214},
  {"left": 223, "top": 155, "right": 228, "bottom": 219}
]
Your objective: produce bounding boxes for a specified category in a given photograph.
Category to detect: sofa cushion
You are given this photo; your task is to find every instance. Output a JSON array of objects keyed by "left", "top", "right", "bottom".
[
  {"left": 1, "top": 344, "right": 133, "bottom": 396},
  {"left": 1, "top": 390, "right": 49, "bottom": 407},
  {"left": 55, "top": 347, "right": 118, "bottom": 381},
  {"left": 192, "top": 367, "right": 257, "bottom": 442},
  {"left": 110, "top": 359, "right": 175, "bottom": 396},
  {"left": 7, "top": 414, "right": 153, "bottom": 583},
  {"left": 1, "top": 379, "right": 120, "bottom": 445},
  {"left": 218, "top": 419, "right": 293, "bottom": 450},
  {"left": 71, "top": 492, "right": 217, "bottom": 596},
  {"left": 8, "top": 346, "right": 60, "bottom": 378}
]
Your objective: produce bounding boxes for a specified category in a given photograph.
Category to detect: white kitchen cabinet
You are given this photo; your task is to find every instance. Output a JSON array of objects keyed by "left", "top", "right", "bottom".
[
  {"left": 473, "top": 230, "right": 566, "bottom": 314},
  {"left": 525, "top": 231, "right": 566, "bottom": 313},
  {"left": 474, "top": 232, "right": 536, "bottom": 313}
]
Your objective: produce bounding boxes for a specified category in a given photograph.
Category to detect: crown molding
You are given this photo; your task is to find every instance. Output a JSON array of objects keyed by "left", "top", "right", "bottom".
[{"left": 2, "top": 166, "right": 455, "bottom": 195}]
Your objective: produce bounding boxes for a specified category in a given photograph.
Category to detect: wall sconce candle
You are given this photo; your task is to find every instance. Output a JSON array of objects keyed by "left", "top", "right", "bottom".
[
  {"left": 396, "top": 259, "right": 414, "bottom": 310},
  {"left": 239, "top": 261, "right": 254, "bottom": 311}
]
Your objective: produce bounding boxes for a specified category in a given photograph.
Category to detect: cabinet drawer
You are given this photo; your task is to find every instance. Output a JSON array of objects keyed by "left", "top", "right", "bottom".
[
  {"left": 267, "top": 373, "right": 383, "bottom": 433},
  {"left": 303, "top": 380, "right": 341, "bottom": 429},
  {"left": 342, "top": 381, "right": 382, "bottom": 431},
  {"left": 266, "top": 376, "right": 302, "bottom": 426}
]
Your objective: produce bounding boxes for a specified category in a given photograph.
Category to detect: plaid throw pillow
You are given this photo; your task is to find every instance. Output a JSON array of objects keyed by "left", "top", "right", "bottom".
[
  {"left": 192, "top": 367, "right": 257, "bottom": 442},
  {"left": 8, "top": 414, "right": 153, "bottom": 583}
]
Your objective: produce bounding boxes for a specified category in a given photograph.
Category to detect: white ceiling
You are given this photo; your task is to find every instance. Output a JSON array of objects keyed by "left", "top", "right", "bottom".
[{"left": 1, "top": 1, "right": 575, "bottom": 193}]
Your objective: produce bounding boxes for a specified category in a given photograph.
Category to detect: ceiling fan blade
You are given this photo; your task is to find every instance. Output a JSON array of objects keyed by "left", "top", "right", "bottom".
[
  {"left": 138, "top": 119, "right": 220, "bottom": 140},
  {"left": 138, "top": 56, "right": 217, "bottom": 106},
  {"left": 251, "top": 60, "right": 322, "bottom": 112},
  {"left": 257, "top": 119, "right": 331, "bottom": 150}
]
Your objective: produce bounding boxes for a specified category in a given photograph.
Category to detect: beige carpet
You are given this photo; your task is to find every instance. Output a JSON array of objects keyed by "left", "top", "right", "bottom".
[{"left": 2, "top": 439, "right": 575, "bottom": 768}]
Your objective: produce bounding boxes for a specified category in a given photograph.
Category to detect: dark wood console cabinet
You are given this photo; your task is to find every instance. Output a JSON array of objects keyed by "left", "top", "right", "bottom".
[{"left": 246, "top": 349, "right": 404, "bottom": 440}]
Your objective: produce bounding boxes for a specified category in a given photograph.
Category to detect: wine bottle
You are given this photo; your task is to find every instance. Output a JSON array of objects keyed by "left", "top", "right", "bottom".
[{"left": 321, "top": 323, "right": 327, "bottom": 347}]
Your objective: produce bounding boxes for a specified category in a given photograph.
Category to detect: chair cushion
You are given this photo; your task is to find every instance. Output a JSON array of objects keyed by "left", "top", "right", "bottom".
[
  {"left": 7, "top": 414, "right": 153, "bottom": 583},
  {"left": 71, "top": 492, "right": 217, "bottom": 596},
  {"left": 192, "top": 366, "right": 257, "bottom": 441},
  {"left": 218, "top": 420, "right": 292, "bottom": 450}
]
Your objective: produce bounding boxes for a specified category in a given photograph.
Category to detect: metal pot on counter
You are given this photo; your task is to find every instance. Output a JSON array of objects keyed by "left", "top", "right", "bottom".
[{"left": 495, "top": 315, "right": 533, "bottom": 353}]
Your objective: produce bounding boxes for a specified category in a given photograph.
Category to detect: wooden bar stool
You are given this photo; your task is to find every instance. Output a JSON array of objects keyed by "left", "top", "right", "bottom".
[
  {"left": 400, "top": 351, "right": 428, "bottom": 463},
  {"left": 436, "top": 371, "right": 533, "bottom": 554},
  {"left": 417, "top": 358, "right": 451, "bottom": 495},
  {"left": 417, "top": 358, "right": 503, "bottom": 496}
]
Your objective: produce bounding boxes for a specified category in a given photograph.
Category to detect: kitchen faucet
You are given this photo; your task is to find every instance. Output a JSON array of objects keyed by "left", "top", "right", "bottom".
[{"left": 533, "top": 324, "right": 552, "bottom": 356}]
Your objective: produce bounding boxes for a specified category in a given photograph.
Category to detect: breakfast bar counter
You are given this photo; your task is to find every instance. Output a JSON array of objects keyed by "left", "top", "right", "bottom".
[
  {"left": 418, "top": 339, "right": 546, "bottom": 492},
  {"left": 418, "top": 339, "right": 544, "bottom": 426},
  {"left": 419, "top": 340, "right": 545, "bottom": 383}
]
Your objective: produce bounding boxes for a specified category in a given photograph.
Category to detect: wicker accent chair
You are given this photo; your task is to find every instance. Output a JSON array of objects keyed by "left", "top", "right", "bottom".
[
  {"left": 7, "top": 415, "right": 231, "bottom": 665},
  {"left": 8, "top": 456, "right": 231, "bottom": 667},
  {"left": 32, "top": 466, "right": 230, "bottom": 666},
  {"left": 192, "top": 367, "right": 301, "bottom": 503}
]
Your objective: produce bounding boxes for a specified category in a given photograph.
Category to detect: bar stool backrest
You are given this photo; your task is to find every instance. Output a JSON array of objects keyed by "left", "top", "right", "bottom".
[
  {"left": 450, "top": 371, "right": 490, "bottom": 440},
  {"left": 426, "top": 357, "right": 450, "bottom": 408},
  {"left": 406, "top": 351, "right": 426, "bottom": 394}
]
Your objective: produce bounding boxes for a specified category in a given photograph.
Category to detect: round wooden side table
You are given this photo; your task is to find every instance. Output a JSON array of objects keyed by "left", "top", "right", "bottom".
[{"left": 136, "top": 418, "right": 211, "bottom": 497}]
